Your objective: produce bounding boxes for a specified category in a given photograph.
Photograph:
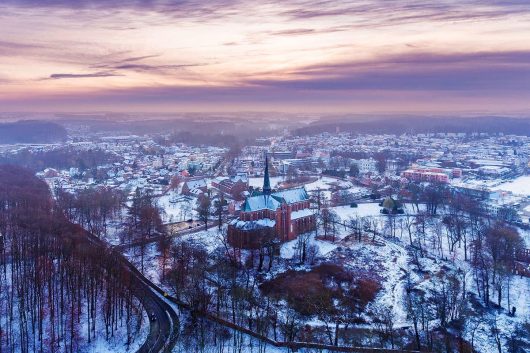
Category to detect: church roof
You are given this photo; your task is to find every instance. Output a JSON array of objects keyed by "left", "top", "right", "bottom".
[
  {"left": 229, "top": 218, "right": 276, "bottom": 231},
  {"left": 263, "top": 155, "right": 271, "bottom": 195},
  {"left": 242, "top": 187, "right": 309, "bottom": 212},
  {"left": 241, "top": 156, "right": 309, "bottom": 213},
  {"left": 271, "top": 187, "right": 309, "bottom": 204},
  {"left": 242, "top": 194, "right": 281, "bottom": 212}
]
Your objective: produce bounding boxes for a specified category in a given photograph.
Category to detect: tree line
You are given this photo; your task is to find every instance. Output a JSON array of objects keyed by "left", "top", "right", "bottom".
[{"left": 0, "top": 166, "right": 144, "bottom": 353}]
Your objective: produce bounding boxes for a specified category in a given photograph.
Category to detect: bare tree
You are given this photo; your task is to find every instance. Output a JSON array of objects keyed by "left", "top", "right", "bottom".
[
  {"left": 372, "top": 304, "right": 396, "bottom": 349},
  {"left": 197, "top": 194, "right": 212, "bottom": 230},
  {"left": 215, "top": 192, "right": 225, "bottom": 230}
]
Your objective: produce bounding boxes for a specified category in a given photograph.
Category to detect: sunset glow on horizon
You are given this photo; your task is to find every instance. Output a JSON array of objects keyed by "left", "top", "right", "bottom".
[{"left": 2, "top": 0, "right": 530, "bottom": 113}]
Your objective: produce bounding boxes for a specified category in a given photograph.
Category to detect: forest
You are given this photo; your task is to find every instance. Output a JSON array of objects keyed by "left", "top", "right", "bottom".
[
  {"left": 0, "top": 147, "right": 121, "bottom": 172},
  {"left": 0, "top": 165, "right": 145, "bottom": 353},
  {"left": 0, "top": 121, "right": 67, "bottom": 144},
  {"left": 294, "top": 117, "right": 530, "bottom": 136}
]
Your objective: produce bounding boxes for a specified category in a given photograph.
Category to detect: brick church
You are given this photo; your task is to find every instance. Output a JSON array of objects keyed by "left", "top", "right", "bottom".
[{"left": 227, "top": 157, "right": 316, "bottom": 249}]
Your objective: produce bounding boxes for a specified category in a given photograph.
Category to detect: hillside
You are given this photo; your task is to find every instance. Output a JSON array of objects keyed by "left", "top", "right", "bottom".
[{"left": 0, "top": 120, "right": 67, "bottom": 144}]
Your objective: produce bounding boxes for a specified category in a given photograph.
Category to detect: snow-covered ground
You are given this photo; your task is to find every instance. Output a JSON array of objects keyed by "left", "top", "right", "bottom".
[
  {"left": 1, "top": 264, "right": 148, "bottom": 353},
  {"left": 249, "top": 176, "right": 285, "bottom": 189},
  {"left": 332, "top": 203, "right": 382, "bottom": 220},
  {"left": 280, "top": 232, "right": 337, "bottom": 259},
  {"left": 157, "top": 192, "right": 197, "bottom": 223},
  {"left": 366, "top": 239, "right": 410, "bottom": 327},
  {"left": 518, "top": 228, "right": 530, "bottom": 247},
  {"left": 303, "top": 176, "right": 351, "bottom": 191},
  {"left": 126, "top": 198, "right": 529, "bottom": 353},
  {"left": 83, "top": 309, "right": 149, "bottom": 353},
  {"left": 124, "top": 225, "right": 226, "bottom": 286},
  {"left": 493, "top": 175, "right": 530, "bottom": 196},
  {"left": 178, "top": 226, "right": 225, "bottom": 252},
  {"left": 331, "top": 202, "right": 426, "bottom": 222}
]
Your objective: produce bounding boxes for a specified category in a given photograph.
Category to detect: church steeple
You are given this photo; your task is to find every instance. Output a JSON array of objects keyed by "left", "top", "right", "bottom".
[{"left": 263, "top": 155, "right": 271, "bottom": 195}]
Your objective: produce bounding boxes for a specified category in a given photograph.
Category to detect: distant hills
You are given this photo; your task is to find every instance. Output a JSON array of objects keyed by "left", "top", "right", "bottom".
[
  {"left": 294, "top": 116, "right": 530, "bottom": 136},
  {"left": 0, "top": 120, "right": 67, "bottom": 144}
]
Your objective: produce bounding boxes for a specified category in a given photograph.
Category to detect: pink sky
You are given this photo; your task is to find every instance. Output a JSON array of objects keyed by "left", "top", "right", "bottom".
[{"left": 1, "top": 0, "right": 530, "bottom": 113}]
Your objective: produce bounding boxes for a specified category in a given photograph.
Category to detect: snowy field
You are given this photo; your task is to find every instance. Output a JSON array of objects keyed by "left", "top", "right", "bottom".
[
  {"left": 157, "top": 192, "right": 197, "bottom": 223},
  {"left": 493, "top": 175, "right": 530, "bottom": 196},
  {"left": 332, "top": 202, "right": 426, "bottom": 222},
  {"left": 332, "top": 203, "right": 382, "bottom": 220},
  {"left": 84, "top": 310, "right": 149, "bottom": 353},
  {"left": 518, "top": 228, "right": 530, "bottom": 247},
  {"left": 249, "top": 176, "right": 285, "bottom": 188},
  {"left": 304, "top": 176, "right": 352, "bottom": 191},
  {"left": 125, "top": 195, "right": 529, "bottom": 353},
  {"left": 249, "top": 175, "right": 368, "bottom": 196},
  {"left": 280, "top": 230, "right": 410, "bottom": 333}
]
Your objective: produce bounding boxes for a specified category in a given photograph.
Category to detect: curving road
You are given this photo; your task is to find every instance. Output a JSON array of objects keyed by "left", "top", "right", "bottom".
[
  {"left": 83, "top": 231, "right": 179, "bottom": 353},
  {"left": 117, "top": 251, "right": 180, "bottom": 353}
]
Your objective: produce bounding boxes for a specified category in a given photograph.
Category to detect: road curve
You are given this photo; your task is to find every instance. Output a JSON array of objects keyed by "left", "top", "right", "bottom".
[
  {"left": 118, "top": 251, "right": 180, "bottom": 353},
  {"left": 82, "top": 231, "right": 179, "bottom": 353}
]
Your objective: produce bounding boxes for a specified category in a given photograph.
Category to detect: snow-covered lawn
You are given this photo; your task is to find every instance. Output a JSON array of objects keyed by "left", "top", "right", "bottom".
[
  {"left": 365, "top": 239, "right": 410, "bottom": 327},
  {"left": 493, "top": 176, "right": 530, "bottom": 196},
  {"left": 157, "top": 193, "right": 197, "bottom": 223},
  {"left": 304, "top": 176, "right": 349, "bottom": 191},
  {"left": 178, "top": 226, "right": 225, "bottom": 251},
  {"left": 331, "top": 203, "right": 428, "bottom": 223},
  {"left": 126, "top": 200, "right": 530, "bottom": 353},
  {"left": 518, "top": 228, "right": 530, "bottom": 248},
  {"left": 249, "top": 176, "right": 284, "bottom": 189},
  {"left": 82, "top": 310, "right": 149, "bottom": 353},
  {"left": 332, "top": 203, "right": 382, "bottom": 220},
  {"left": 280, "top": 231, "right": 339, "bottom": 259}
]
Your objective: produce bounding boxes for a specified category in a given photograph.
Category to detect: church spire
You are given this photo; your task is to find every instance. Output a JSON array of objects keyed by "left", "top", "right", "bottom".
[{"left": 263, "top": 155, "right": 271, "bottom": 195}]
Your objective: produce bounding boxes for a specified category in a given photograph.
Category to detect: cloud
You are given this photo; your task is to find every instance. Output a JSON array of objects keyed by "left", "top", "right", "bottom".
[
  {"left": 5, "top": 0, "right": 528, "bottom": 24},
  {"left": 270, "top": 28, "right": 315, "bottom": 36},
  {"left": 109, "top": 63, "right": 205, "bottom": 71},
  {"left": 2, "top": 0, "right": 530, "bottom": 113},
  {"left": 1, "top": 0, "right": 245, "bottom": 21},
  {"left": 119, "top": 55, "right": 161, "bottom": 63},
  {"left": 278, "top": 0, "right": 530, "bottom": 30},
  {"left": 20, "top": 50, "right": 530, "bottom": 111},
  {"left": 0, "top": 40, "right": 43, "bottom": 50},
  {"left": 248, "top": 51, "right": 530, "bottom": 92},
  {"left": 113, "top": 63, "right": 206, "bottom": 74},
  {"left": 48, "top": 71, "right": 121, "bottom": 79},
  {"left": 0, "top": 40, "right": 47, "bottom": 56},
  {"left": 89, "top": 54, "right": 209, "bottom": 75}
]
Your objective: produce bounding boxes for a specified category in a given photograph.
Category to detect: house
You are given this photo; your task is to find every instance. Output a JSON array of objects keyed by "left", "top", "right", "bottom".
[
  {"left": 401, "top": 167, "right": 449, "bottom": 183},
  {"left": 227, "top": 157, "right": 316, "bottom": 249},
  {"left": 211, "top": 174, "right": 249, "bottom": 200},
  {"left": 181, "top": 177, "right": 208, "bottom": 196}
]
